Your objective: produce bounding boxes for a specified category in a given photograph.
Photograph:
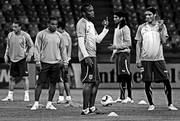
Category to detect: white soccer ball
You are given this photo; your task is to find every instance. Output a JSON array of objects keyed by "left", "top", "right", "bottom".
[{"left": 100, "top": 95, "right": 113, "bottom": 106}]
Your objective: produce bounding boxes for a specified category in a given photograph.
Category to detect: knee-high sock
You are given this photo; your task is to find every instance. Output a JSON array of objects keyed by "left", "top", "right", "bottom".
[
  {"left": 145, "top": 82, "right": 153, "bottom": 105},
  {"left": 126, "top": 74, "right": 132, "bottom": 99},
  {"left": 163, "top": 80, "right": 172, "bottom": 106}
]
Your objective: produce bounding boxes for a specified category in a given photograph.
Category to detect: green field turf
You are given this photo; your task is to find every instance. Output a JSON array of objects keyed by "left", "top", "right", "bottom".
[{"left": 0, "top": 89, "right": 180, "bottom": 121}]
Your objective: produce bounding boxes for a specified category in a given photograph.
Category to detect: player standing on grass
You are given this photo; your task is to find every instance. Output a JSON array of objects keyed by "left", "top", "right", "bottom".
[
  {"left": 31, "top": 17, "right": 68, "bottom": 110},
  {"left": 108, "top": 11, "right": 134, "bottom": 103},
  {"left": 2, "top": 19, "right": 34, "bottom": 102},
  {"left": 76, "top": 3, "right": 109, "bottom": 115},
  {"left": 57, "top": 21, "right": 72, "bottom": 104},
  {"left": 135, "top": 7, "right": 178, "bottom": 111}
]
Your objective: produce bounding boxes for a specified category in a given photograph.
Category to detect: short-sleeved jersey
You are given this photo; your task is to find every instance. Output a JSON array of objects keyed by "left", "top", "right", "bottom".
[
  {"left": 113, "top": 25, "right": 131, "bottom": 53},
  {"left": 135, "top": 22, "right": 168, "bottom": 61},
  {"left": 76, "top": 18, "right": 98, "bottom": 61},
  {"left": 6, "top": 31, "right": 34, "bottom": 62}
]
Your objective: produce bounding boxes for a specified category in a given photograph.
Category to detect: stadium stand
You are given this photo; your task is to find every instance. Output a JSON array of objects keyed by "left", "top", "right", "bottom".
[{"left": 0, "top": 0, "right": 179, "bottom": 63}]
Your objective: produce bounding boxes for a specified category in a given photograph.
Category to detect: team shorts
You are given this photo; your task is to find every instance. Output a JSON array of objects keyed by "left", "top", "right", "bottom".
[
  {"left": 141, "top": 60, "right": 169, "bottom": 82},
  {"left": 80, "top": 57, "right": 100, "bottom": 84},
  {"left": 115, "top": 52, "right": 131, "bottom": 75},
  {"left": 37, "top": 62, "right": 61, "bottom": 85},
  {"left": 10, "top": 58, "right": 28, "bottom": 77}
]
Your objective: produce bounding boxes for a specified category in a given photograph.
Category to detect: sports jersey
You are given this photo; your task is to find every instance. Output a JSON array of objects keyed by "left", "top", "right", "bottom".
[
  {"left": 5, "top": 30, "right": 34, "bottom": 62},
  {"left": 76, "top": 18, "right": 109, "bottom": 61},
  {"left": 135, "top": 22, "right": 168, "bottom": 61},
  {"left": 113, "top": 25, "right": 131, "bottom": 54},
  {"left": 34, "top": 28, "right": 68, "bottom": 64}
]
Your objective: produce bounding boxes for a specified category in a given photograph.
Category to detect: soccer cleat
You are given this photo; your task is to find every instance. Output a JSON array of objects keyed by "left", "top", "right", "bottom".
[
  {"left": 121, "top": 97, "right": 134, "bottom": 103},
  {"left": 115, "top": 97, "right": 122, "bottom": 103},
  {"left": 24, "top": 95, "right": 30, "bottom": 102},
  {"left": 81, "top": 110, "right": 89, "bottom": 115},
  {"left": 1, "top": 96, "right": 13, "bottom": 101},
  {"left": 31, "top": 104, "right": 39, "bottom": 110},
  {"left": 46, "top": 104, "right": 57, "bottom": 110},
  {"left": 148, "top": 105, "right": 155, "bottom": 111},
  {"left": 168, "top": 104, "right": 178, "bottom": 111}
]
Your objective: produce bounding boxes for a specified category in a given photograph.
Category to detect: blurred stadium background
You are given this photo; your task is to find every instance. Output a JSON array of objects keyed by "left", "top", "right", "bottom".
[
  {"left": 0, "top": 0, "right": 180, "bottom": 63},
  {"left": 0, "top": 0, "right": 180, "bottom": 89}
]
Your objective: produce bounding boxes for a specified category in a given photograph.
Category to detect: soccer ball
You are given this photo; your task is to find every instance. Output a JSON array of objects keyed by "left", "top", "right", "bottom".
[{"left": 100, "top": 95, "right": 113, "bottom": 106}]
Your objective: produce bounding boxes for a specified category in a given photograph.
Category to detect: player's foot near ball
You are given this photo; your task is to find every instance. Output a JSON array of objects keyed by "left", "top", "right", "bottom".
[
  {"left": 46, "top": 103, "right": 56, "bottom": 110},
  {"left": 121, "top": 97, "right": 134, "bottom": 103},
  {"left": 89, "top": 108, "right": 106, "bottom": 115},
  {"left": 31, "top": 103, "right": 39, "bottom": 110}
]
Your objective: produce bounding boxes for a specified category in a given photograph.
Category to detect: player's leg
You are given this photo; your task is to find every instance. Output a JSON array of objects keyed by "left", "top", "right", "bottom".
[
  {"left": 64, "top": 82, "right": 72, "bottom": 102},
  {"left": 145, "top": 82, "right": 155, "bottom": 110},
  {"left": 18, "top": 59, "right": 30, "bottom": 101},
  {"left": 2, "top": 61, "right": 18, "bottom": 101},
  {"left": 46, "top": 63, "right": 61, "bottom": 110},
  {"left": 80, "top": 59, "right": 93, "bottom": 115},
  {"left": 31, "top": 62, "right": 49, "bottom": 110},
  {"left": 57, "top": 64, "right": 66, "bottom": 103},
  {"left": 81, "top": 83, "right": 92, "bottom": 115},
  {"left": 1, "top": 76, "right": 15, "bottom": 101},
  {"left": 153, "top": 61, "right": 178, "bottom": 110}
]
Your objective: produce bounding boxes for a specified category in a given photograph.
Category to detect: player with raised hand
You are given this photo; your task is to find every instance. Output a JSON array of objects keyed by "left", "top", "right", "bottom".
[
  {"left": 135, "top": 7, "right": 178, "bottom": 111},
  {"left": 76, "top": 3, "right": 109, "bottom": 115}
]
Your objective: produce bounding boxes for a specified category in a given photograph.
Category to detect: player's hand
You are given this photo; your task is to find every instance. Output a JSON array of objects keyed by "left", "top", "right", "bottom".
[
  {"left": 4, "top": 55, "right": 9, "bottom": 64},
  {"left": 36, "top": 62, "right": 42, "bottom": 71},
  {"left": 26, "top": 55, "right": 32, "bottom": 62},
  {"left": 84, "top": 57, "right": 93, "bottom": 67},
  {"left": 102, "top": 17, "right": 109, "bottom": 29},
  {"left": 110, "top": 54, "right": 115, "bottom": 62},
  {"left": 108, "top": 44, "right": 116, "bottom": 50}
]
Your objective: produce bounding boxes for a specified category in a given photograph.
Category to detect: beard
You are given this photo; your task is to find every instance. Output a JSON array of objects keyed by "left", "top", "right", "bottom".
[{"left": 48, "top": 27, "right": 56, "bottom": 32}]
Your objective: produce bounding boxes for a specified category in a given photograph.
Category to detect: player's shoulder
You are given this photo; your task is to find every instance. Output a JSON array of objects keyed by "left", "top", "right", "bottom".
[
  {"left": 137, "top": 23, "right": 146, "bottom": 31},
  {"left": 21, "top": 30, "right": 30, "bottom": 37},
  {"left": 76, "top": 18, "right": 86, "bottom": 27}
]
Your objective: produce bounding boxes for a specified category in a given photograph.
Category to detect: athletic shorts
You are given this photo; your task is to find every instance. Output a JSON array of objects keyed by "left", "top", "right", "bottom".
[
  {"left": 80, "top": 57, "right": 100, "bottom": 84},
  {"left": 141, "top": 60, "right": 169, "bottom": 82},
  {"left": 10, "top": 58, "right": 28, "bottom": 77},
  {"left": 115, "top": 52, "right": 131, "bottom": 75},
  {"left": 37, "top": 62, "right": 61, "bottom": 84}
]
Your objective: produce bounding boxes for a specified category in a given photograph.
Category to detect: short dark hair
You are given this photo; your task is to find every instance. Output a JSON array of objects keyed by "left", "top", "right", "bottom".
[
  {"left": 81, "top": 3, "right": 92, "bottom": 13},
  {"left": 114, "top": 11, "right": 127, "bottom": 29},
  {"left": 146, "top": 7, "right": 157, "bottom": 14},
  {"left": 49, "top": 16, "right": 58, "bottom": 23},
  {"left": 12, "top": 19, "right": 22, "bottom": 27},
  {"left": 58, "top": 21, "right": 65, "bottom": 29}
]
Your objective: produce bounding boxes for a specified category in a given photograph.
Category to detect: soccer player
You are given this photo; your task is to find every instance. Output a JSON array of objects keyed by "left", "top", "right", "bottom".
[
  {"left": 57, "top": 21, "right": 72, "bottom": 104},
  {"left": 2, "top": 19, "right": 34, "bottom": 102},
  {"left": 108, "top": 11, "right": 133, "bottom": 103},
  {"left": 76, "top": 3, "right": 109, "bottom": 115},
  {"left": 31, "top": 17, "right": 68, "bottom": 110},
  {"left": 135, "top": 7, "right": 178, "bottom": 111}
]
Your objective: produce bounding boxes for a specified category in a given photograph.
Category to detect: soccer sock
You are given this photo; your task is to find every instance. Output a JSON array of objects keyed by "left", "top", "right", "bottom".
[
  {"left": 58, "top": 96, "right": 65, "bottom": 101},
  {"left": 47, "top": 101, "right": 52, "bottom": 106},
  {"left": 163, "top": 80, "right": 172, "bottom": 106},
  {"left": 8, "top": 91, "right": 13, "bottom": 98},
  {"left": 145, "top": 82, "right": 153, "bottom": 105},
  {"left": 66, "top": 96, "right": 72, "bottom": 101},
  {"left": 34, "top": 101, "right": 39, "bottom": 105},
  {"left": 126, "top": 74, "right": 132, "bottom": 99},
  {"left": 24, "top": 90, "right": 29, "bottom": 95},
  {"left": 48, "top": 82, "right": 56, "bottom": 101}
]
